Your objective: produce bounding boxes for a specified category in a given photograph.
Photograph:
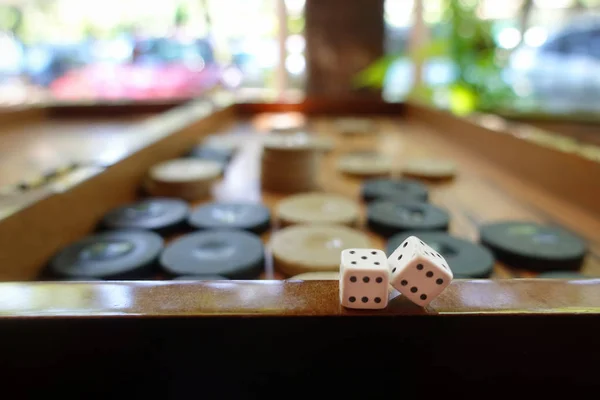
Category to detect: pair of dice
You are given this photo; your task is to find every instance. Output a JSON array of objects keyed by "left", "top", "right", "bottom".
[{"left": 339, "top": 235, "right": 453, "bottom": 309}]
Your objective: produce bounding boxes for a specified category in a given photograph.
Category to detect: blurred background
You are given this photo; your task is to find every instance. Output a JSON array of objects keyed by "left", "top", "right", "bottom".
[{"left": 0, "top": 0, "right": 598, "bottom": 117}]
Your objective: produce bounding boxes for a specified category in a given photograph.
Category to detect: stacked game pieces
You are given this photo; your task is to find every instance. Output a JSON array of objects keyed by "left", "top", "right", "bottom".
[
  {"left": 339, "top": 235, "right": 454, "bottom": 309},
  {"left": 260, "top": 134, "right": 322, "bottom": 193}
]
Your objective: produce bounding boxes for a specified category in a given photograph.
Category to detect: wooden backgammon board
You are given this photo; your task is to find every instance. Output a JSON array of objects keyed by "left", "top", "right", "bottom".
[{"left": 0, "top": 95, "right": 599, "bottom": 396}]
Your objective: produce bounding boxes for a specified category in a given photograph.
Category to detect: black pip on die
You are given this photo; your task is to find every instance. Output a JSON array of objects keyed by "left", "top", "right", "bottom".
[
  {"left": 339, "top": 249, "right": 390, "bottom": 309},
  {"left": 388, "top": 235, "right": 453, "bottom": 307}
]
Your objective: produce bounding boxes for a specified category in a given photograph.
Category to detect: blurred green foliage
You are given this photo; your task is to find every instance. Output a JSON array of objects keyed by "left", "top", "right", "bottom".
[{"left": 356, "top": 0, "right": 516, "bottom": 114}]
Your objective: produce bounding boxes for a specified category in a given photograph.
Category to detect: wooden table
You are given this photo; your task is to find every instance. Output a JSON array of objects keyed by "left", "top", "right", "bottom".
[{"left": 0, "top": 97, "right": 599, "bottom": 395}]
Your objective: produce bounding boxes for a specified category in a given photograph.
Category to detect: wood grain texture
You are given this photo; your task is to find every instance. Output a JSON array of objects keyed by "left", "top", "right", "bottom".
[
  {"left": 0, "top": 279, "right": 599, "bottom": 317},
  {"left": 0, "top": 99, "right": 599, "bottom": 307},
  {"left": 0, "top": 100, "right": 235, "bottom": 280}
]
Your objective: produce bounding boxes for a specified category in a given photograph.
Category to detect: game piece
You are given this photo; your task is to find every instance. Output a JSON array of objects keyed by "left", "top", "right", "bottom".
[
  {"left": 388, "top": 235, "right": 454, "bottom": 307},
  {"left": 367, "top": 200, "right": 450, "bottom": 238},
  {"left": 387, "top": 232, "right": 495, "bottom": 278},
  {"left": 537, "top": 271, "right": 591, "bottom": 279},
  {"left": 288, "top": 271, "right": 340, "bottom": 280},
  {"left": 145, "top": 158, "right": 223, "bottom": 201},
  {"left": 402, "top": 158, "right": 457, "bottom": 180},
  {"left": 276, "top": 192, "right": 359, "bottom": 227},
  {"left": 202, "top": 134, "right": 241, "bottom": 152},
  {"left": 270, "top": 224, "right": 371, "bottom": 276},
  {"left": 172, "top": 275, "right": 230, "bottom": 280},
  {"left": 479, "top": 221, "right": 587, "bottom": 271},
  {"left": 337, "top": 151, "right": 392, "bottom": 177},
  {"left": 188, "top": 202, "right": 271, "bottom": 234},
  {"left": 339, "top": 249, "right": 390, "bottom": 309},
  {"left": 260, "top": 134, "right": 321, "bottom": 193},
  {"left": 187, "top": 145, "right": 234, "bottom": 165},
  {"left": 48, "top": 230, "right": 164, "bottom": 280},
  {"left": 159, "top": 230, "right": 265, "bottom": 279},
  {"left": 361, "top": 178, "right": 429, "bottom": 203},
  {"left": 99, "top": 198, "right": 190, "bottom": 235},
  {"left": 334, "top": 117, "right": 377, "bottom": 135}
]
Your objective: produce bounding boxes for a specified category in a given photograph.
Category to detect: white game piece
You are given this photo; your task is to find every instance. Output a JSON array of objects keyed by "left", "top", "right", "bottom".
[
  {"left": 388, "top": 236, "right": 453, "bottom": 307},
  {"left": 339, "top": 249, "right": 390, "bottom": 309}
]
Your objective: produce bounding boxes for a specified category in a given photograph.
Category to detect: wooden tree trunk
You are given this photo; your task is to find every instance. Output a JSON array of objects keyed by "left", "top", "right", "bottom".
[{"left": 305, "top": 0, "right": 385, "bottom": 100}]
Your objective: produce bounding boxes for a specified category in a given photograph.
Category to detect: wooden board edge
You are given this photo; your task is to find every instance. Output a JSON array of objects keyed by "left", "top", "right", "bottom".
[
  {"left": 0, "top": 279, "right": 599, "bottom": 317},
  {"left": 235, "top": 98, "right": 406, "bottom": 115},
  {"left": 0, "top": 102, "right": 237, "bottom": 280},
  {"left": 406, "top": 103, "right": 600, "bottom": 219}
]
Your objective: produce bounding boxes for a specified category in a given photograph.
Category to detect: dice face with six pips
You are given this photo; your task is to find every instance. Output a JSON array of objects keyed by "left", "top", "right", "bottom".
[
  {"left": 387, "top": 236, "right": 453, "bottom": 307},
  {"left": 339, "top": 249, "right": 390, "bottom": 309}
]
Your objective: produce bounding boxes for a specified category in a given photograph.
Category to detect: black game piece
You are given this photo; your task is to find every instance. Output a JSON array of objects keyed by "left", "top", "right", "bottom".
[
  {"left": 479, "top": 221, "right": 587, "bottom": 272},
  {"left": 361, "top": 178, "right": 429, "bottom": 203},
  {"left": 186, "top": 145, "right": 234, "bottom": 165},
  {"left": 159, "top": 229, "right": 265, "bottom": 279},
  {"left": 99, "top": 198, "right": 190, "bottom": 235},
  {"left": 367, "top": 200, "right": 450, "bottom": 238},
  {"left": 48, "top": 230, "right": 163, "bottom": 280},
  {"left": 386, "top": 231, "right": 495, "bottom": 278},
  {"left": 188, "top": 202, "right": 271, "bottom": 234}
]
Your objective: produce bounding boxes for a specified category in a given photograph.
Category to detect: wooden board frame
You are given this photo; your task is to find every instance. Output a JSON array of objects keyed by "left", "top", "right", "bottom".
[{"left": 0, "top": 98, "right": 599, "bottom": 394}]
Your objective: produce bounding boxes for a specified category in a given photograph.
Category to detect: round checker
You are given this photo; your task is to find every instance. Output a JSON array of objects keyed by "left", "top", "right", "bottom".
[
  {"left": 263, "top": 133, "right": 315, "bottom": 151},
  {"left": 160, "top": 230, "right": 265, "bottom": 278},
  {"left": 334, "top": 118, "right": 377, "bottom": 135},
  {"left": 367, "top": 200, "right": 450, "bottom": 238},
  {"left": 187, "top": 145, "right": 234, "bottom": 165},
  {"left": 261, "top": 134, "right": 321, "bottom": 193},
  {"left": 149, "top": 158, "right": 222, "bottom": 183},
  {"left": 337, "top": 151, "right": 392, "bottom": 177},
  {"left": 479, "top": 221, "right": 588, "bottom": 272},
  {"left": 99, "top": 198, "right": 189, "bottom": 235},
  {"left": 172, "top": 275, "right": 229, "bottom": 280},
  {"left": 288, "top": 271, "right": 340, "bottom": 280},
  {"left": 145, "top": 158, "right": 223, "bottom": 200},
  {"left": 402, "top": 158, "right": 457, "bottom": 180},
  {"left": 361, "top": 178, "right": 429, "bottom": 203},
  {"left": 537, "top": 271, "right": 592, "bottom": 279},
  {"left": 276, "top": 192, "right": 359, "bottom": 227},
  {"left": 270, "top": 224, "right": 371, "bottom": 276},
  {"left": 49, "top": 230, "right": 163, "bottom": 280},
  {"left": 202, "top": 134, "right": 241, "bottom": 152},
  {"left": 386, "top": 231, "right": 495, "bottom": 278},
  {"left": 188, "top": 202, "right": 271, "bottom": 234},
  {"left": 263, "top": 132, "right": 332, "bottom": 153}
]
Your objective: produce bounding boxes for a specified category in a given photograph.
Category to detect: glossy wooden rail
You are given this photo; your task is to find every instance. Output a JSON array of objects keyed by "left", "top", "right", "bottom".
[{"left": 0, "top": 279, "right": 599, "bottom": 317}]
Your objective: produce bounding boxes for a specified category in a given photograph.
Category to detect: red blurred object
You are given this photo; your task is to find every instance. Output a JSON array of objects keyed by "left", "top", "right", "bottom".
[{"left": 50, "top": 62, "right": 223, "bottom": 101}]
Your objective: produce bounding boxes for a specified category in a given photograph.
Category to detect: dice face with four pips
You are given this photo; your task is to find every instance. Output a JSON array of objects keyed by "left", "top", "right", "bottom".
[{"left": 339, "top": 237, "right": 453, "bottom": 309}]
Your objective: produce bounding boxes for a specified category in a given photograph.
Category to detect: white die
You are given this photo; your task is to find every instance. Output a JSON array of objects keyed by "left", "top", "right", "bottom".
[
  {"left": 388, "top": 236, "right": 453, "bottom": 307},
  {"left": 339, "top": 248, "right": 390, "bottom": 309}
]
